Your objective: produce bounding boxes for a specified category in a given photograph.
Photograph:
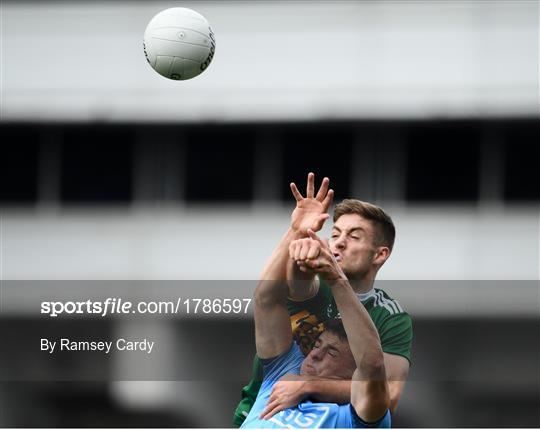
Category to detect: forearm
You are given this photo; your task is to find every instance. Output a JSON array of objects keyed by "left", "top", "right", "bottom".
[
  {"left": 253, "top": 270, "right": 291, "bottom": 359},
  {"left": 286, "top": 258, "right": 317, "bottom": 301},
  {"left": 306, "top": 378, "right": 351, "bottom": 404},
  {"left": 260, "top": 228, "right": 304, "bottom": 282},
  {"left": 255, "top": 230, "right": 292, "bottom": 311},
  {"left": 253, "top": 286, "right": 292, "bottom": 359},
  {"left": 287, "top": 229, "right": 389, "bottom": 422},
  {"left": 329, "top": 279, "right": 385, "bottom": 378},
  {"left": 254, "top": 228, "right": 303, "bottom": 359},
  {"left": 292, "top": 368, "right": 404, "bottom": 408},
  {"left": 388, "top": 380, "right": 406, "bottom": 413}
]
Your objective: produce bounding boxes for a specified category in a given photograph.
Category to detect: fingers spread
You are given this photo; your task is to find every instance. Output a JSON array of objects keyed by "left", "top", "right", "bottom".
[
  {"left": 315, "top": 177, "right": 329, "bottom": 201},
  {"left": 316, "top": 213, "right": 330, "bottom": 225},
  {"left": 290, "top": 183, "right": 303, "bottom": 202},
  {"left": 306, "top": 172, "right": 315, "bottom": 198},
  {"left": 322, "top": 189, "right": 334, "bottom": 212}
]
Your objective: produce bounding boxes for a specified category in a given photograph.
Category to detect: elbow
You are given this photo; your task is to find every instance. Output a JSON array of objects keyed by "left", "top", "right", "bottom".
[
  {"left": 253, "top": 281, "right": 285, "bottom": 309},
  {"left": 350, "top": 350, "right": 390, "bottom": 423},
  {"left": 352, "top": 386, "right": 390, "bottom": 424},
  {"left": 351, "top": 365, "right": 390, "bottom": 423},
  {"left": 358, "top": 350, "right": 386, "bottom": 381},
  {"left": 253, "top": 284, "right": 269, "bottom": 308}
]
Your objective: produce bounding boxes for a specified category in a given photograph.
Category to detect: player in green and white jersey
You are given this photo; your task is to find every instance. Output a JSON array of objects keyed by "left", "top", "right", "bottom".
[{"left": 233, "top": 173, "right": 412, "bottom": 426}]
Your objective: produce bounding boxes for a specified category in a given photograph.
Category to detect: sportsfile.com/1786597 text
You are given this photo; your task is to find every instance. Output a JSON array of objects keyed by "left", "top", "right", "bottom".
[{"left": 40, "top": 298, "right": 252, "bottom": 317}]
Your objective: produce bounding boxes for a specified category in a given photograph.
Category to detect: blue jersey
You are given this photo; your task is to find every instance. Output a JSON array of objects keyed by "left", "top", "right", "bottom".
[{"left": 240, "top": 343, "right": 391, "bottom": 428}]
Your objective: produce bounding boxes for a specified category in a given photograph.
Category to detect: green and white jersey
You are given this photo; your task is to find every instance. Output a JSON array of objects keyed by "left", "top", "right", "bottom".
[
  {"left": 233, "top": 279, "right": 413, "bottom": 426},
  {"left": 287, "top": 280, "right": 413, "bottom": 363}
]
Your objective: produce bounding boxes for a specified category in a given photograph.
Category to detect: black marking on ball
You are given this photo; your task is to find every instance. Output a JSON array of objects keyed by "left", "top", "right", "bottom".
[
  {"left": 143, "top": 41, "right": 150, "bottom": 64},
  {"left": 200, "top": 26, "right": 216, "bottom": 71}
]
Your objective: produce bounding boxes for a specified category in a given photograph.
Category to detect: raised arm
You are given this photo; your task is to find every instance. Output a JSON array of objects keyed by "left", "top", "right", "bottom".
[
  {"left": 300, "top": 230, "right": 390, "bottom": 422},
  {"left": 330, "top": 280, "right": 390, "bottom": 422},
  {"left": 253, "top": 229, "right": 300, "bottom": 359},
  {"left": 253, "top": 173, "right": 333, "bottom": 359}
]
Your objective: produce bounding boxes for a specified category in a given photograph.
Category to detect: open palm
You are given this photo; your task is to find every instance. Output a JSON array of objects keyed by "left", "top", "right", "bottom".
[{"left": 290, "top": 173, "right": 334, "bottom": 235}]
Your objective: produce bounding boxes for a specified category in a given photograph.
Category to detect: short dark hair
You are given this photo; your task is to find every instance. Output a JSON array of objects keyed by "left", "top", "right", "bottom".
[
  {"left": 333, "top": 199, "right": 396, "bottom": 251},
  {"left": 324, "top": 318, "right": 348, "bottom": 341}
]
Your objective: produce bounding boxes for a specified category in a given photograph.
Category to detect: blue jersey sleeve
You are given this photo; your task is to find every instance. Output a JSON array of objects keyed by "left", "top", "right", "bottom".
[
  {"left": 346, "top": 405, "right": 391, "bottom": 428},
  {"left": 260, "top": 343, "right": 304, "bottom": 383}
]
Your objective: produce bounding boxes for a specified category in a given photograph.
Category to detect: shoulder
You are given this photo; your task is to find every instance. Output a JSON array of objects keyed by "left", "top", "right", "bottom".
[
  {"left": 261, "top": 343, "right": 304, "bottom": 383},
  {"left": 368, "top": 288, "right": 408, "bottom": 318},
  {"left": 367, "top": 289, "right": 413, "bottom": 346}
]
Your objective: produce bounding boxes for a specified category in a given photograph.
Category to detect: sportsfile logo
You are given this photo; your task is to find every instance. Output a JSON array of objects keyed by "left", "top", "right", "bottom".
[
  {"left": 200, "top": 26, "right": 216, "bottom": 71},
  {"left": 40, "top": 298, "right": 251, "bottom": 317}
]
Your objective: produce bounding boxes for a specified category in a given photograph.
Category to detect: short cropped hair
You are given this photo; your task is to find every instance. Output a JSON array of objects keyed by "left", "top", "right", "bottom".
[
  {"left": 333, "top": 199, "right": 396, "bottom": 251},
  {"left": 324, "top": 318, "right": 348, "bottom": 341}
]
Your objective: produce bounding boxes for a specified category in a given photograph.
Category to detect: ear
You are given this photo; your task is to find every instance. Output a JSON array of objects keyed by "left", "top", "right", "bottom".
[{"left": 373, "top": 246, "right": 390, "bottom": 266}]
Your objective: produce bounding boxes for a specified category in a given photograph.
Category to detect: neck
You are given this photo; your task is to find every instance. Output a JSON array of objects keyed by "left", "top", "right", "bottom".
[{"left": 346, "top": 275, "right": 375, "bottom": 294}]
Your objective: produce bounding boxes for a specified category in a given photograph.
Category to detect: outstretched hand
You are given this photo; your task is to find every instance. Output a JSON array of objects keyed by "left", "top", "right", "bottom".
[{"left": 290, "top": 172, "right": 334, "bottom": 235}]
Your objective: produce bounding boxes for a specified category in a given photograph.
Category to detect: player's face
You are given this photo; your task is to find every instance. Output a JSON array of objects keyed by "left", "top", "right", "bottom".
[
  {"left": 300, "top": 331, "right": 355, "bottom": 379},
  {"left": 329, "top": 214, "right": 380, "bottom": 279}
]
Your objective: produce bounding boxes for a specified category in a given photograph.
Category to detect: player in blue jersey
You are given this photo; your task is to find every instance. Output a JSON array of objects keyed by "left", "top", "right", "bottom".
[{"left": 241, "top": 219, "right": 391, "bottom": 428}]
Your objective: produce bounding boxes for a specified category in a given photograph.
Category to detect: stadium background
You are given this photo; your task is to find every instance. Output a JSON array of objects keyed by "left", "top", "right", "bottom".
[{"left": 1, "top": 0, "right": 539, "bottom": 427}]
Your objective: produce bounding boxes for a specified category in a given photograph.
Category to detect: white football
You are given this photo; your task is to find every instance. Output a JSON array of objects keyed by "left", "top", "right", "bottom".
[{"left": 143, "top": 7, "right": 216, "bottom": 80}]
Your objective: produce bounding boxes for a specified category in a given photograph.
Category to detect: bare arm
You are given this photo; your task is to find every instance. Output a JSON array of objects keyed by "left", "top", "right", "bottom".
[
  {"left": 286, "top": 260, "right": 319, "bottom": 301},
  {"left": 254, "top": 173, "right": 333, "bottom": 358},
  {"left": 291, "top": 353, "right": 408, "bottom": 413},
  {"left": 329, "top": 279, "right": 390, "bottom": 422},
  {"left": 301, "top": 231, "right": 390, "bottom": 422},
  {"left": 314, "top": 354, "right": 408, "bottom": 415},
  {"left": 285, "top": 226, "right": 409, "bottom": 413},
  {"left": 254, "top": 229, "right": 302, "bottom": 359},
  {"left": 384, "top": 353, "right": 410, "bottom": 413},
  {"left": 286, "top": 173, "right": 332, "bottom": 300},
  {"left": 260, "top": 354, "right": 407, "bottom": 419}
]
